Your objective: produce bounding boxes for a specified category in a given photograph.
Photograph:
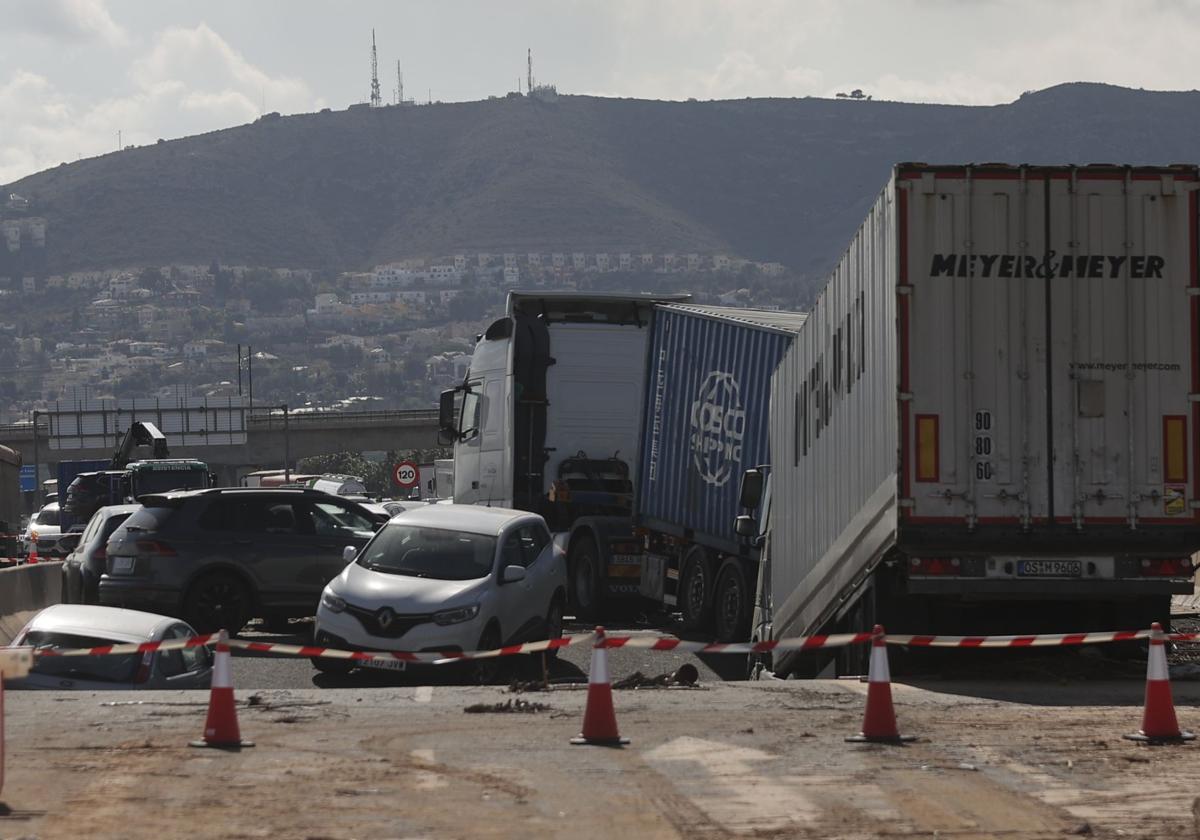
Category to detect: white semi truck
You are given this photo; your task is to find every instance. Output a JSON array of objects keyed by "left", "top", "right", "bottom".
[
  {"left": 439, "top": 292, "right": 806, "bottom": 639},
  {"left": 737, "top": 163, "right": 1200, "bottom": 675}
]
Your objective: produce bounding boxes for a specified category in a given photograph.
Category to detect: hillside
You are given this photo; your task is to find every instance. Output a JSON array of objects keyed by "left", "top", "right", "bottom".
[{"left": 7, "top": 82, "right": 1200, "bottom": 277}]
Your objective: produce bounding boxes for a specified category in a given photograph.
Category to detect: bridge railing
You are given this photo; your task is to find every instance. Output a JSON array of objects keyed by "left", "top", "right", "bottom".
[{"left": 0, "top": 408, "right": 440, "bottom": 438}]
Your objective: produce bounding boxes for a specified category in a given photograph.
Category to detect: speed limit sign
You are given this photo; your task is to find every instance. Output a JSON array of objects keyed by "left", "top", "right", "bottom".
[{"left": 392, "top": 460, "right": 420, "bottom": 489}]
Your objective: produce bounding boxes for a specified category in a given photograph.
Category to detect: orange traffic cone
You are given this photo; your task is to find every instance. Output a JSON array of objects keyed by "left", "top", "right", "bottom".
[
  {"left": 189, "top": 629, "right": 254, "bottom": 749},
  {"left": 25, "top": 543, "right": 36, "bottom": 564},
  {"left": 1124, "top": 622, "right": 1195, "bottom": 744},
  {"left": 846, "top": 625, "right": 915, "bottom": 744},
  {"left": 570, "top": 627, "right": 629, "bottom": 746}
]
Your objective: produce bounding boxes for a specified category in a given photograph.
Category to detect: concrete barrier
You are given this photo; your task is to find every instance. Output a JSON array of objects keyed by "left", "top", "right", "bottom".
[{"left": 0, "top": 562, "right": 62, "bottom": 644}]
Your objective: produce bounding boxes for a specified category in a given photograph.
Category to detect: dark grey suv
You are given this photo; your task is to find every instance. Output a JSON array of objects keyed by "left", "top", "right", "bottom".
[{"left": 99, "top": 488, "right": 381, "bottom": 633}]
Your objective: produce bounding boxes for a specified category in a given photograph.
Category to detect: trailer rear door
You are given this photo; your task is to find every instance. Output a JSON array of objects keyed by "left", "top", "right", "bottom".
[{"left": 901, "top": 166, "right": 1199, "bottom": 529}]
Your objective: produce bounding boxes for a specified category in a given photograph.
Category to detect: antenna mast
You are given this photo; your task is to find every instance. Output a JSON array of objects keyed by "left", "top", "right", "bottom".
[
  {"left": 370, "top": 29, "right": 382, "bottom": 107},
  {"left": 527, "top": 48, "right": 533, "bottom": 95},
  {"left": 395, "top": 61, "right": 403, "bottom": 104}
]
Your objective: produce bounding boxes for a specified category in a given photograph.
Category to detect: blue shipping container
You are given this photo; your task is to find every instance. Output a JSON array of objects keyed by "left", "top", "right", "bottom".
[{"left": 636, "top": 305, "right": 807, "bottom": 551}]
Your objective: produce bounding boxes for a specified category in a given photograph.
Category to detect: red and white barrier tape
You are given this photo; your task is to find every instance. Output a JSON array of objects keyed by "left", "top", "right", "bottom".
[
  {"left": 11, "top": 626, "right": 1196, "bottom": 664},
  {"left": 31, "top": 633, "right": 220, "bottom": 658},
  {"left": 227, "top": 632, "right": 591, "bottom": 665},
  {"left": 883, "top": 630, "right": 1154, "bottom": 648}
]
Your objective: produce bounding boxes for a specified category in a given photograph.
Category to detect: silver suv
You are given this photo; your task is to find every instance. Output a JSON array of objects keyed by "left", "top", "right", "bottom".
[{"left": 99, "top": 488, "right": 381, "bottom": 633}]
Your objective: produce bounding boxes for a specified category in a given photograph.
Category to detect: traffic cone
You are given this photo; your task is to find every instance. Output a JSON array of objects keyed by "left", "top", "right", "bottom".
[
  {"left": 189, "top": 629, "right": 254, "bottom": 749},
  {"left": 570, "top": 627, "right": 629, "bottom": 746},
  {"left": 1124, "top": 622, "right": 1195, "bottom": 744},
  {"left": 846, "top": 625, "right": 915, "bottom": 744},
  {"left": 25, "top": 543, "right": 36, "bottom": 564}
]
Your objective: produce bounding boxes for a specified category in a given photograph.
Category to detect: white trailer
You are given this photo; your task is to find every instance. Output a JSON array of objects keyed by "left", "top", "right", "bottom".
[{"left": 741, "top": 163, "right": 1200, "bottom": 675}]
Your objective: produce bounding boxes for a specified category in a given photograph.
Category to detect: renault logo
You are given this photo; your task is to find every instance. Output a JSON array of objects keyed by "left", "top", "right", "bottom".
[{"left": 376, "top": 607, "right": 395, "bottom": 630}]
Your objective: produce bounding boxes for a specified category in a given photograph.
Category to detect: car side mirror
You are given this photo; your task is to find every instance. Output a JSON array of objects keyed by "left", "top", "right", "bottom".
[
  {"left": 501, "top": 564, "right": 526, "bottom": 584},
  {"left": 342, "top": 545, "right": 357, "bottom": 564},
  {"left": 738, "top": 469, "right": 764, "bottom": 510}
]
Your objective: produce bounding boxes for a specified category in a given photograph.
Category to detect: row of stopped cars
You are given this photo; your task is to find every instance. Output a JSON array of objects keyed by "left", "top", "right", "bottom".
[{"left": 52, "top": 486, "right": 567, "bottom": 682}]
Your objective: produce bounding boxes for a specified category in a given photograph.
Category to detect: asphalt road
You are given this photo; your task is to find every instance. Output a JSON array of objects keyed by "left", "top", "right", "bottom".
[{"left": 228, "top": 615, "right": 750, "bottom": 690}]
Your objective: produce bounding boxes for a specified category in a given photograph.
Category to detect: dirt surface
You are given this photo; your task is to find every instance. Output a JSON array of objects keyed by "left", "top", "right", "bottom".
[{"left": 2, "top": 677, "right": 1199, "bottom": 839}]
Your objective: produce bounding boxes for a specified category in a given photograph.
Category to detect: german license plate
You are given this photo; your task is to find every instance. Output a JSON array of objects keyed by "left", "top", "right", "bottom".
[
  {"left": 1017, "top": 560, "right": 1082, "bottom": 577},
  {"left": 358, "top": 656, "right": 407, "bottom": 671}
]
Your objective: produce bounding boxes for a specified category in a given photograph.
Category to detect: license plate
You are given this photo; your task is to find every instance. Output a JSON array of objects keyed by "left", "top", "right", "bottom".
[
  {"left": 111, "top": 556, "right": 134, "bottom": 573},
  {"left": 358, "top": 656, "right": 407, "bottom": 672},
  {"left": 1017, "top": 560, "right": 1082, "bottom": 577}
]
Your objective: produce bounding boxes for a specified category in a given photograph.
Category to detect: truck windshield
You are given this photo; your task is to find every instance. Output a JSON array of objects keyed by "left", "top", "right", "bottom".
[
  {"left": 357, "top": 524, "right": 495, "bottom": 580},
  {"left": 132, "top": 470, "right": 208, "bottom": 495}
]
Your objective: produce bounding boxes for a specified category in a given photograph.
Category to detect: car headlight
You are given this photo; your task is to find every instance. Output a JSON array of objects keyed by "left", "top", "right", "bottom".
[
  {"left": 433, "top": 604, "right": 480, "bottom": 625},
  {"left": 321, "top": 591, "right": 346, "bottom": 613}
]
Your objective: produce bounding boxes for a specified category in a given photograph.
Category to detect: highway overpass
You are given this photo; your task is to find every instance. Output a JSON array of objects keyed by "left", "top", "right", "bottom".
[{"left": 0, "top": 408, "right": 442, "bottom": 486}]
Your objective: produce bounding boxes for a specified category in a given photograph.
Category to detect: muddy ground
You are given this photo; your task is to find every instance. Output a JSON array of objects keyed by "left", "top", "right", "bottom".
[{"left": 0, "top": 675, "right": 1198, "bottom": 839}]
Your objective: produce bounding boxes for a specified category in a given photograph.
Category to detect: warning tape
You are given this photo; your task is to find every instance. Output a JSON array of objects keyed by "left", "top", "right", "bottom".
[
  {"left": 227, "top": 633, "right": 590, "bottom": 665},
  {"left": 10, "top": 626, "right": 1195, "bottom": 664},
  {"left": 31, "top": 633, "right": 220, "bottom": 658}
]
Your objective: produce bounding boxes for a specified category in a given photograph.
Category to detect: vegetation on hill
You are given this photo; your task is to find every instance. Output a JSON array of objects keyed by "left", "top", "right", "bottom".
[{"left": 6, "top": 82, "right": 1200, "bottom": 277}]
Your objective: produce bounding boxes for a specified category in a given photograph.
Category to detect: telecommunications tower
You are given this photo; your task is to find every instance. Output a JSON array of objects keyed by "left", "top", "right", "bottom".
[{"left": 369, "top": 29, "right": 382, "bottom": 107}]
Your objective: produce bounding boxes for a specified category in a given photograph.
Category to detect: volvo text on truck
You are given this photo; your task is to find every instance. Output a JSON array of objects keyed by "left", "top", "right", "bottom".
[{"left": 737, "top": 163, "right": 1200, "bottom": 676}]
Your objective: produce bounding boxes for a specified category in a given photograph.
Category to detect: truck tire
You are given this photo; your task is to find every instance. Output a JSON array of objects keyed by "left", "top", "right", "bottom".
[
  {"left": 568, "top": 535, "right": 603, "bottom": 621},
  {"left": 712, "top": 557, "right": 751, "bottom": 643},
  {"left": 679, "top": 547, "right": 714, "bottom": 632}
]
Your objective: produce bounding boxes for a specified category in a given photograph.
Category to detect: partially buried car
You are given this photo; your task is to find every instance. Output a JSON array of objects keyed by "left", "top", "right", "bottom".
[
  {"left": 9, "top": 604, "right": 212, "bottom": 690},
  {"left": 313, "top": 505, "right": 566, "bottom": 679}
]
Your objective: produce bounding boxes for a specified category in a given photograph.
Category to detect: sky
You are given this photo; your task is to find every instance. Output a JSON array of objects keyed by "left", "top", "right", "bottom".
[{"left": 2, "top": 0, "right": 1199, "bottom": 184}]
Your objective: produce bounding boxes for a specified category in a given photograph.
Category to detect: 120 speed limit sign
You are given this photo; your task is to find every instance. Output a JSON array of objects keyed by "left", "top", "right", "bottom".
[{"left": 392, "top": 460, "right": 420, "bottom": 489}]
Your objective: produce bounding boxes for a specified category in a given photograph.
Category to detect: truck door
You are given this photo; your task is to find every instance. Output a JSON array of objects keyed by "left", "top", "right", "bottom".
[
  {"left": 901, "top": 167, "right": 1198, "bottom": 531},
  {"left": 454, "top": 375, "right": 509, "bottom": 507}
]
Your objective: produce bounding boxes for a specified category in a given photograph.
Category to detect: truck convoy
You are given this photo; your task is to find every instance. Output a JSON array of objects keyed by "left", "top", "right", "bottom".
[
  {"left": 737, "top": 162, "right": 1200, "bottom": 675},
  {"left": 439, "top": 291, "right": 806, "bottom": 639},
  {"left": 442, "top": 163, "right": 1200, "bottom": 676}
]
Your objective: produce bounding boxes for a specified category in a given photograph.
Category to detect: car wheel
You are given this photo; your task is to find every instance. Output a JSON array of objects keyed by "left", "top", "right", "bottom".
[
  {"left": 679, "top": 547, "right": 714, "bottom": 632},
  {"left": 473, "top": 624, "right": 504, "bottom": 685},
  {"left": 543, "top": 596, "right": 564, "bottom": 660},
  {"left": 569, "top": 535, "right": 602, "bottom": 621},
  {"left": 712, "top": 558, "right": 750, "bottom": 644},
  {"left": 184, "top": 572, "right": 252, "bottom": 635}
]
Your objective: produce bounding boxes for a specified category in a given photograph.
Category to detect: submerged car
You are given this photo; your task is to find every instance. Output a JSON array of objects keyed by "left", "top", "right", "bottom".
[
  {"left": 313, "top": 505, "right": 566, "bottom": 678},
  {"left": 9, "top": 604, "right": 213, "bottom": 690}
]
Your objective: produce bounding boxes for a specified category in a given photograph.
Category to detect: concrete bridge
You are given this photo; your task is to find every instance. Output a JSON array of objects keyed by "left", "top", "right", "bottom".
[{"left": 0, "top": 409, "right": 442, "bottom": 486}]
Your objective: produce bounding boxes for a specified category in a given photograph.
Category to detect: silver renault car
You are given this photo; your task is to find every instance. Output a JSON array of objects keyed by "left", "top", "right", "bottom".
[{"left": 313, "top": 505, "right": 567, "bottom": 679}]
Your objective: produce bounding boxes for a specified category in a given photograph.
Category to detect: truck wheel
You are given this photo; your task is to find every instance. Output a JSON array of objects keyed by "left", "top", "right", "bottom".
[
  {"left": 679, "top": 547, "right": 713, "bottom": 632},
  {"left": 184, "top": 572, "right": 251, "bottom": 635},
  {"left": 569, "top": 535, "right": 603, "bottom": 621},
  {"left": 712, "top": 558, "right": 751, "bottom": 643}
]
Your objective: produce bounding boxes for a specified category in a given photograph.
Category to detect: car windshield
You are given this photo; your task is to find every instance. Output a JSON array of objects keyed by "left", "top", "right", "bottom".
[
  {"left": 357, "top": 524, "right": 496, "bottom": 580},
  {"left": 24, "top": 631, "right": 140, "bottom": 683},
  {"left": 36, "top": 508, "right": 59, "bottom": 527}
]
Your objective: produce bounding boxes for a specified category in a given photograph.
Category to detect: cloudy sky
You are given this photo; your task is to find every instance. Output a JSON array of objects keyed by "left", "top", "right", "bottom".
[{"left": 3, "top": 0, "right": 1198, "bottom": 183}]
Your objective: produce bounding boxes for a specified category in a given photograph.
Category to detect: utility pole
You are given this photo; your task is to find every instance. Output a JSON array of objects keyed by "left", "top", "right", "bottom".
[
  {"left": 237, "top": 343, "right": 243, "bottom": 396},
  {"left": 527, "top": 48, "right": 533, "bottom": 95},
  {"left": 247, "top": 345, "right": 254, "bottom": 408}
]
